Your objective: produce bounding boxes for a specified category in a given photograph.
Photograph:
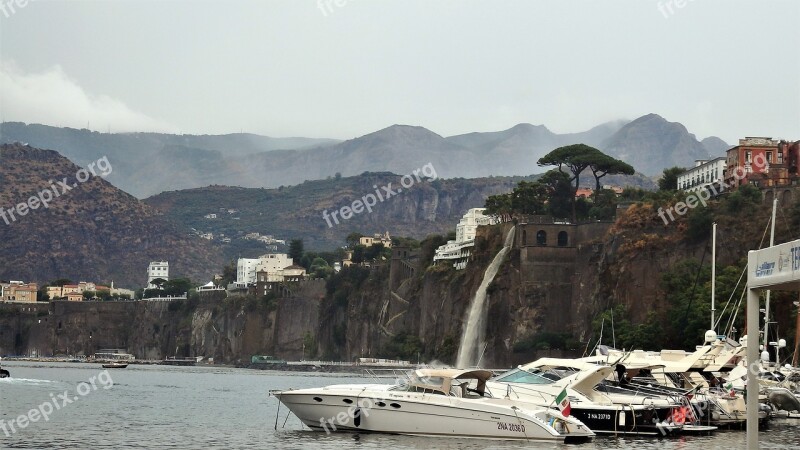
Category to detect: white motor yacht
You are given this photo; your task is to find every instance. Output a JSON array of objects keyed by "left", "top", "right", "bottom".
[
  {"left": 271, "top": 368, "right": 594, "bottom": 442},
  {"left": 485, "top": 359, "right": 685, "bottom": 435}
]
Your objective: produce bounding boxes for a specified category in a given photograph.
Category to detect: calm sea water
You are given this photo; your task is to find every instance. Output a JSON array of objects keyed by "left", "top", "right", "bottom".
[{"left": 0, "top": 362, "right": 797, "bottom": 449}]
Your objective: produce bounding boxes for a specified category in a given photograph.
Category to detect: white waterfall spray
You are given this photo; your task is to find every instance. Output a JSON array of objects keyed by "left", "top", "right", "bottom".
[{"left": 455, "top": 226, "right": 515, "bottom": 368}]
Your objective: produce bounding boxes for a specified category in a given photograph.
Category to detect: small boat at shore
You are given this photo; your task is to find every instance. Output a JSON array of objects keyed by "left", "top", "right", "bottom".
[{"left": 101, "top": 362, "right": 128, "bottom": 369}]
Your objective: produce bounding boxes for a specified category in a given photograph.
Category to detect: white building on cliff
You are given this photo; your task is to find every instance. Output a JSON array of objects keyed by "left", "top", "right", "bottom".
[
  {"left": 147, "top": 261, "right": 169, "bottom": 289},
  {"left": 433, "top": 208, "right": 498, "bottom": 269},
  {"left": 236, "top": 253, "right": 300, "bottom": 285}
]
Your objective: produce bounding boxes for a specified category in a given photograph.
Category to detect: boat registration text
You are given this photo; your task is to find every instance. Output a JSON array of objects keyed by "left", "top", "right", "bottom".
[{"left": 497, "top": 422, "right": 526, "bottom": 432}]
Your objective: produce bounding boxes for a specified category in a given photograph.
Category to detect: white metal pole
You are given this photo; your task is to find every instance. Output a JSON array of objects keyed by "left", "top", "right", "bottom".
[
  {"left": 763, "top": 198, "right": 777, "bottom": 348},
  {"left": 711, "top": 222, "right": 717, "bottom": 331},
  {"left": 746, "top": 287, "right": 760, "bottom": 448}
]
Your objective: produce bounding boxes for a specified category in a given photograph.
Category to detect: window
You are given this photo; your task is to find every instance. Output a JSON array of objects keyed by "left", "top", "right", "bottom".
[
  {"left": 767, "top": 151, "right": 773, "bottom": 163},
  {"left": 557, "top": 231, "right": 568, "bottom": 247},
  {"left": 746, "top": 151, "right": 752, "bottom": 163},
  {"left": 494, "top": 368, "right": 554, "bottom": 385},
  {"left": 536, "top": 230, "right": 547, "bottom": 246},
  {"left": 778, "top": 152, "right": 784, "bottom": 164}
]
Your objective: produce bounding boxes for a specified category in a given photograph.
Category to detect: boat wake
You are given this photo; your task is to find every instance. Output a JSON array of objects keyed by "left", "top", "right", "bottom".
[{"left": 0, "top": 377, "right": 56, "bottom": 384}]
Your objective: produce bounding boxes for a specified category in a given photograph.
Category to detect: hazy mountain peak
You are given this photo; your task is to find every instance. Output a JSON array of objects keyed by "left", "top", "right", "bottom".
[
  {"left": 701, "top": 136, "right": 731, "bottom": 156},
  {"left": 360, "top": 124, "right": 444, "bottom": 141},
  {"left": 507, "top": 123, "right": 550, "bottom": 133},
  {"left": 601, "top": 114, "right": 710, "bottom": 175}
]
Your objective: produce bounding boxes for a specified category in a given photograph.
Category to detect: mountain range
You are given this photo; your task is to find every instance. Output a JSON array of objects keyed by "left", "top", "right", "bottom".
[
  {"left": 0, "top": 141, "right": 656, "bottom": 285},
  {"left": 0, "top": 143, "right": 223, "bottom": 287},
  {"left": 0, "top": 114, "right": 726, "bottom": 198}
]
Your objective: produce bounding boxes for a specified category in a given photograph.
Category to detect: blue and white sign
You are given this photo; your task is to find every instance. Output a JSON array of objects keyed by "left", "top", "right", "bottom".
[{"left": 748, "top": 239, "right": 800, "bottom": 290}]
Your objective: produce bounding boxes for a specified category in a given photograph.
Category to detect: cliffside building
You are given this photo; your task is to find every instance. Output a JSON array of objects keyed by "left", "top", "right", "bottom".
[
  {"left": 236, "top": 258, "right": 262, "bottom": 284},
  {"left": 360, "top": 232, "right": 392, "bottom": 248},
  {"left": 1, "top": 281, "right": 38, "bottom": 303},
  {"left": 515, "top": 216, "right": 614, "bottom": 340},
  {"left": 147, "top": 261, "right": 169, "bottom": 289},
  {"left": 433, "top": 208, "right": 498, "bottom": 269},
  {"left": 46, "top": 281, "right": 130, "bottom": 301},
  {"left": 237, "top": 253, "right": 302, "bottom": 285},
  {"left": 678, "top": 157, "right": 726, "bottom": 192}
]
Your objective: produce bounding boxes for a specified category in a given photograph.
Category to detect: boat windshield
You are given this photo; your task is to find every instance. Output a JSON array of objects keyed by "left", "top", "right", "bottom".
[
  {"left": 494, "top": 368, "right": 555, "bottom": 384},
  {"left": 388, "top": 375, "right": 453, "bottom": 396}
]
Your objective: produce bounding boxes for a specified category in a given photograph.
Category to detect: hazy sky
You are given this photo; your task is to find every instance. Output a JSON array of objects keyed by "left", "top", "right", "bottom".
[{"left": 0, "top": 0, "right": 797, "bottom": 143}]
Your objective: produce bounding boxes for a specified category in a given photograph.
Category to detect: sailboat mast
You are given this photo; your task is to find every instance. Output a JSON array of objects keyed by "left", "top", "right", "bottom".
[
  {"left": 763, "top": 198, "right": 778, "bottom": 348},
  {"left": 711, "top": 222, "right": 716, "bottom": 331},
  {"left": 794, "top": 294, "right": 800, "bottom": 367}
]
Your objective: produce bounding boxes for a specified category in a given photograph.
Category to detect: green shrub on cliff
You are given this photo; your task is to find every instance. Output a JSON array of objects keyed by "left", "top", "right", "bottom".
[
  {"left": 591, "top": 305, "right": 664, "bottom": 351},
  {"left": 513, "top": 332, "right": 574, "bottom": 352},
  {"left": 381, "top": 332, "right": 423, "bottom": 362}
]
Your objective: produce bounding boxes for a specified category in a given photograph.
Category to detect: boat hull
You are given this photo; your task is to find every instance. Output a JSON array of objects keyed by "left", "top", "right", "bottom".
[
  {"left": 569, "top": 405, "right": 680, "bottom": 436},
  {"left": 275, "top": 390, "right": 592, "bottom": 442}
]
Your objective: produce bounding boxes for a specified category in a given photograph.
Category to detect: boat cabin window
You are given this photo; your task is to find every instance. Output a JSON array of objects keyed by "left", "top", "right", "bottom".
[
  {"left": 389, "top": 375, "right": 450, "bottom": 396},
  {"left": 494, "top": 368, "right": 554, "bottom": 384}
]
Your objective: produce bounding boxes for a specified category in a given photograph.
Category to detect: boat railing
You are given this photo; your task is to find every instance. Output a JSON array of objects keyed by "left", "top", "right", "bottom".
[
  {"left": 600, "top": 380, "right": 685, "bottom": 406},
  {"left": 285, "top": 360, "right": 354, "bottom": 366},
  {"left": 496, "top": 382, "right": 554, "bottom": 405},
  {"left": 363, "top": 368, "right": 415, "bottom": 384}
]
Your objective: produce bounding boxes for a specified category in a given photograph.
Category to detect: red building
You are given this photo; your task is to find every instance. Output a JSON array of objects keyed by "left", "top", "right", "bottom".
[{"left": 725, "top": 137, "right": 800, "bottom": 188}]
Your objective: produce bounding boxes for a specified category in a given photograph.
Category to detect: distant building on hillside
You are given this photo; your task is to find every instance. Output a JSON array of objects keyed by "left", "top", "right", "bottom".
[
  {"left": 575, "top": 186, "right": 623, "bottom": 198},
  {"left": 147, "top": 261, "right": 169, "bottom": 289},
  {"left": 1, "top": 281, "right": 38, "bottom": 303},
  {"left": 196, "top": 281, "right": 226, "bottom": 292},
  {"left": 678, "top": 157, "right": 726, "bottom": 192},
  {"left": 110, "top": 281, "right": 135, "bottom": 299},
  {"left": 360, "top": 232, "right": 392, "bottom": 248},
  {"left": 46, "top": 281, "right": 131, "bottom": 301},
  {"left": 433, "top": 208, "right": 498, "bottom": 270},
  {"left": 236, "top": 258, "right": 262, "bottom": 285},
  {"left": 236, "top": 253, "right": 300, "bottom": 285},
  {"left": 723, "top": 137, "right": 800, "bottom": 189}
]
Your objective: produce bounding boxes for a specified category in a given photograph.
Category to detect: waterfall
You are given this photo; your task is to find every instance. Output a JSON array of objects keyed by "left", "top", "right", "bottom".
[{"left": 455, "top": 226, "right": 515, "bottom": 368}]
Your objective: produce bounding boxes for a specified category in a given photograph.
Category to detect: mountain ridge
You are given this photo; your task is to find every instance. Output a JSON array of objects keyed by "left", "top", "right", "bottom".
[{"left": 2, "top": 115, "right": 725, "bottom": 197}]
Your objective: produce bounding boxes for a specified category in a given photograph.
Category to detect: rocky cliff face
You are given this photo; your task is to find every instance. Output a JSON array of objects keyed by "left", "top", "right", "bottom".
[
  {"left": 5, "top": 191, "right": 797, "bottom": 364},
  {"left": 145, "top": 175, "right": 522, "bottom": 252},
  {"left": 314, "top": 193, "right": 799, "bottom": 365},
  {"left": 0, "top": 280, "right": 324, "bottom": 363},
  {"left": 313, "top": 223, "right": 607, "bottom": 368}
]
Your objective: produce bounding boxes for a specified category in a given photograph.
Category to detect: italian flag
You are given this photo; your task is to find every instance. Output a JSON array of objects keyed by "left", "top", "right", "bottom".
[
  {"left": 725, "top": 382, "right": 735, "bottom": 397},
  {"left": 556, "top": 388, "right": 571, "bottom": 416}
]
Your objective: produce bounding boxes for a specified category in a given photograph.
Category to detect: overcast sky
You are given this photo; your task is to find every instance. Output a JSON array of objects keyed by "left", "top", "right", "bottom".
[{"left": 0, "top": 0, "right": 797, "bottom": 143}]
